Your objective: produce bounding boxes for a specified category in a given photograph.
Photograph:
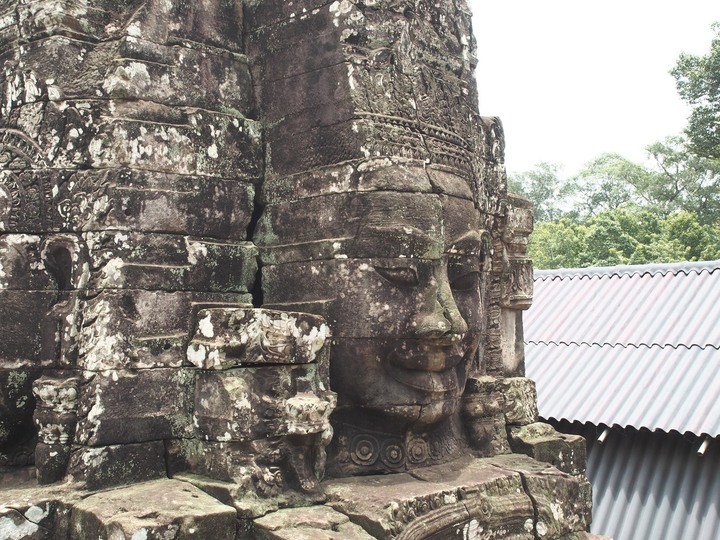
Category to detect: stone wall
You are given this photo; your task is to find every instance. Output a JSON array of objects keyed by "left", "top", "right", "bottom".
[{"left": 0, "top": 0, "right": 260, "bottom": 486}]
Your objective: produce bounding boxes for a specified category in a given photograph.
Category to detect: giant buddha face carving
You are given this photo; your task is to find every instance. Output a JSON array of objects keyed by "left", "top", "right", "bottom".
[
  {"left": 328, "top": 193, "right": 484, "bottom": 426},
  {"left": 258, "top": 164, "right": 488, "bottom": 474}
]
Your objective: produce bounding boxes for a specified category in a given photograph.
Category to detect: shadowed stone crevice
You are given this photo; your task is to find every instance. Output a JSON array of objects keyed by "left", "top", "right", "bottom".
[
  {"left": 246, "top": 168, "right": 265, "bottom": 308},
  {"left": 517, "top": 470, "right": 541, "bottom": 540}
]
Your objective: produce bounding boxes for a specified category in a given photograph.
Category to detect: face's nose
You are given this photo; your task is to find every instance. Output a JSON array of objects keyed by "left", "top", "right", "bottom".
[{"left": 412, "top": 262, "right": 468, "bottom": 339}]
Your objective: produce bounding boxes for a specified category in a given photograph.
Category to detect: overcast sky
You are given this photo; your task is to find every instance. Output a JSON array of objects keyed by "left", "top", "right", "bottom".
[{"left": 469, "top": 0, "right": 720, "bottom": 176}]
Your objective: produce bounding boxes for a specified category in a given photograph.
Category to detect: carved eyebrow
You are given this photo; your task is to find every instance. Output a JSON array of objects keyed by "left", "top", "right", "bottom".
[
  {"left": 447, "top": 230, "right": 488, "bottom": 255},
  {"left": 360, "top": 224, "right": 443, "bottom": 257}
]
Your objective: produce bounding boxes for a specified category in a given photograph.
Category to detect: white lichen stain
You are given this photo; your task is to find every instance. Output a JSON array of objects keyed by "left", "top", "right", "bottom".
[
  {"left": 550, "top": 502, "right": 564, "bottom": 522},
  {"left": 130, "top": 528, "right": 148, "bottom": 540},
  {"left": 187, "top": 344, "right": 208, "bottom": 368},
  {"left": 329, "top": 0, "right": 354, "bottom": 26},
  {"left": 462, "top": 519, "right": 482, "bottom": 540},
  {"left": 127, "top": 21, "right": 142, "bottom": 37},
  {"left": 206, "top": 348, "right": 221, "bottom": 368},
  {"left": 74, "top": 258, "right": 88, "bottom": 290},
  {"left": 23, "top": 505, "right": 48, "bottom": 524},
  {"left": 302, "top": 323, "right": 330, "bottom": 359},
  {"left": 185, "top": 238, "right": 208, "bottom": 265},
  {"left": 79, "top": 299, "right": 124, "bottom": 370},
  {"left": 47, "top": 85, "right": 61, "bottom": 101},
  {"left": 100, "top": 258, "right": 125, "bottom": 287},
  {"left": 0, "top": 517, "right": 39, "bottom": 540},
  {"left": 81, "top": 447, "right": 107, "bottom": 470},
  {"left": 87, "top": 137, "right": 105, "bottom": 163},
  {"left": 198, "top": 313, "right": 215, "bottom": 339},
  {"left": 102, "top": 62, "right": 151, "bottom": 97},
  {"left": 536, "top": 521, "right": 548, "bottom": 536},
  {"left": 84, "top": 385, "right": 105, "bottom": 441},
  {"left": 207, "top": 143, "right": 218, "bottom": 159}
]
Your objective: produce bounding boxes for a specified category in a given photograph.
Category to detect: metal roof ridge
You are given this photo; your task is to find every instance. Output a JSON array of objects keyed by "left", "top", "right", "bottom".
[
  {"left": 526, "top": 340, "right": 720, "bottom": 351},
  {"left": 534, "top": 259, "right": 720, "bottom": 280},
  {"left": 541, "top": 417, "right": 720, "bottom": 440}
]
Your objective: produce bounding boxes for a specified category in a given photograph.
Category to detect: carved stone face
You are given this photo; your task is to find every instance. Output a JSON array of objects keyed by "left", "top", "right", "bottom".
[
  {"left": 260, "top": 167, "right": 486, "bottom": 434},
  {"left": 328, "top": 193, "right": 484, "bottom": 428}
]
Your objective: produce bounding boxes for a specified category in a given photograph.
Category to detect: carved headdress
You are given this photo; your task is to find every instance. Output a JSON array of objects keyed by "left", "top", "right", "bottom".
[{"left": 251, "top": 0, "right": 503, "bottom": 212}]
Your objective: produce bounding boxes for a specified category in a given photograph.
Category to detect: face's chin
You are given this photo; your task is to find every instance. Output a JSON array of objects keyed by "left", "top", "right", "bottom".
[{"left": 330, "top": 334, "right": 478, "bottom": 429}]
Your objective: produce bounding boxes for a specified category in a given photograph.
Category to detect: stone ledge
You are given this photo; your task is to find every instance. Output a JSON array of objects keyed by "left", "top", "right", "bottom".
[{"left": 323, "top": 454, "right": 592, "bottom": 540}]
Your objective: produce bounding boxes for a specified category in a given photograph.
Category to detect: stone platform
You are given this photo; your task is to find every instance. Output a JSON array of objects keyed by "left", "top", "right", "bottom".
[{"left": 0, "top": 455, "right": 608, "bottom": 539}]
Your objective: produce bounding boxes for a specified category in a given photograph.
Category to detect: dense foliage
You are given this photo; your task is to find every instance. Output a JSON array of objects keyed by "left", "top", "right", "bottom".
[
  {"left": 513, "top": 24, "right": 720, "bottom": 269},
  {"left": 513, "top": 147, "right": 720, "bottom": 269},
  {"left": 672, "top": 23, "right": 720, "bottom": 160}
]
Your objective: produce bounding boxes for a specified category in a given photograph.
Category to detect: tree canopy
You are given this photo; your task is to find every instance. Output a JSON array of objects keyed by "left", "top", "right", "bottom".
[
  {"left": 510, "top": 147, "right": 720, "bottom": 269},
  {"left": 513, "top": 23, "right": 720, "bottom": 270},
  {"left": 671, "top": 22, "right": 720, "bottom": 160}
]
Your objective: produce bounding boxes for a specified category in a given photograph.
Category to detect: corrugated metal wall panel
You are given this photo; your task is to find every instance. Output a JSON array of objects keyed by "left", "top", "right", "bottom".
[
  {"left": 580, "top": 427, "right": 720, "bottom": 540},
  {"left": 530, "top": 262, "right": 720, "bottom": 539}
]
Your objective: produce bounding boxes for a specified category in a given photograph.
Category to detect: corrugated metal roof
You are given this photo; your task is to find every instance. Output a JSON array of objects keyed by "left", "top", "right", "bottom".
[
  {"left": 524, "top": 260, "right": 720, "bottom": 437},
  {"left": 528, "top": 260, "right": 720, "bottom": 348},
  {"left": 527, "top": 342, "right": 720, "bottom": 437},
  {"left": 557, "top": 424, "right": 720, "bottom": 540}
]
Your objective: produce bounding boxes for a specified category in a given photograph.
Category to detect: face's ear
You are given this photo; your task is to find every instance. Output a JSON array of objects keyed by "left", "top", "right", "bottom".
[{"left": 480, "top": 230, "right": 492, "bottom": 272}]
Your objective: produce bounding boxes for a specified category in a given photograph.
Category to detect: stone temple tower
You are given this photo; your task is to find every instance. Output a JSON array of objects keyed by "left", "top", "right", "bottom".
[{"left": 0, "top": 1, "right": 605, "bottom": 539}]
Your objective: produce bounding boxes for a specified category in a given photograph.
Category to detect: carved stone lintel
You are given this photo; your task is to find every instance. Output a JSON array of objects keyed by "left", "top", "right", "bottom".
[
  {"left": 327, "top": 417, "right": 468, "bottom": 477},
  {"left": 324, "top": 454, "right": 592, "bottom": 540},
  {"left": 187, "top": 308, "right": 331, "bottom": 370},
  {"left": 32, "top": 374, "right": 79, "bottom": 481},
  {"left": 501, "top": 257, "right": 534, "bottom": 310},
  {"left": 183, "top": 307, "right": 336, "bottom": 502},
  {"left": 501, "top": 193, "right": 534, "bottom": 311}
]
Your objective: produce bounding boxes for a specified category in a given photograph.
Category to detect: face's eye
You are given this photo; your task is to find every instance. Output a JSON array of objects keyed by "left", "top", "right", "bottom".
[
  {"left": 450, "top": 271, "right": 479, "bottom": 291},
  {"left": 449, "top": 256, "right": 480, "bottom": 291},
  {"left": 375, "top": 266, "right": 419, "bottom": 288}
]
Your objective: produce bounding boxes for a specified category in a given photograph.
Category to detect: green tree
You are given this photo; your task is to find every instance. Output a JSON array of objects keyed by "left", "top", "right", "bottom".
[
  {"left": 663, "top": 210, "right": 716, "bottom": 261},
  {"left": 530, "top": 205, "right": 720, "bottom": 270},
  {"left": 529, "top": 219, "right": 587, "bottom": 269},
  {"left": 671, "top": 22, "right": 720, "bottom": 160},
  {"left": 508, "top": 163, "right": 565, "bottom": 222},
  {"left": 566, "top": 153, "right": 648, "bottom": 220},
  {"left": 645, "top": 137, "right": 720, "bottom": 223}
]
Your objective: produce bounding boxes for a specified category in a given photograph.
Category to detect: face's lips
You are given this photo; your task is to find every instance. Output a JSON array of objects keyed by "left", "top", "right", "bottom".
[
  {"left": 381, "top": 334, "right": 478, "bottom": 395},
  {"left": 384, "top": 360, "right": 460, "bottom": 394},
  {"left": 386, "top": 336, "right": 467, "bottom": 372}
]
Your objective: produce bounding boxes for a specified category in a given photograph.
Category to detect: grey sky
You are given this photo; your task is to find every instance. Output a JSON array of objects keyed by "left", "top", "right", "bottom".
[{"left": 470, "top": 0, "right": 720, "bottom": 176}]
